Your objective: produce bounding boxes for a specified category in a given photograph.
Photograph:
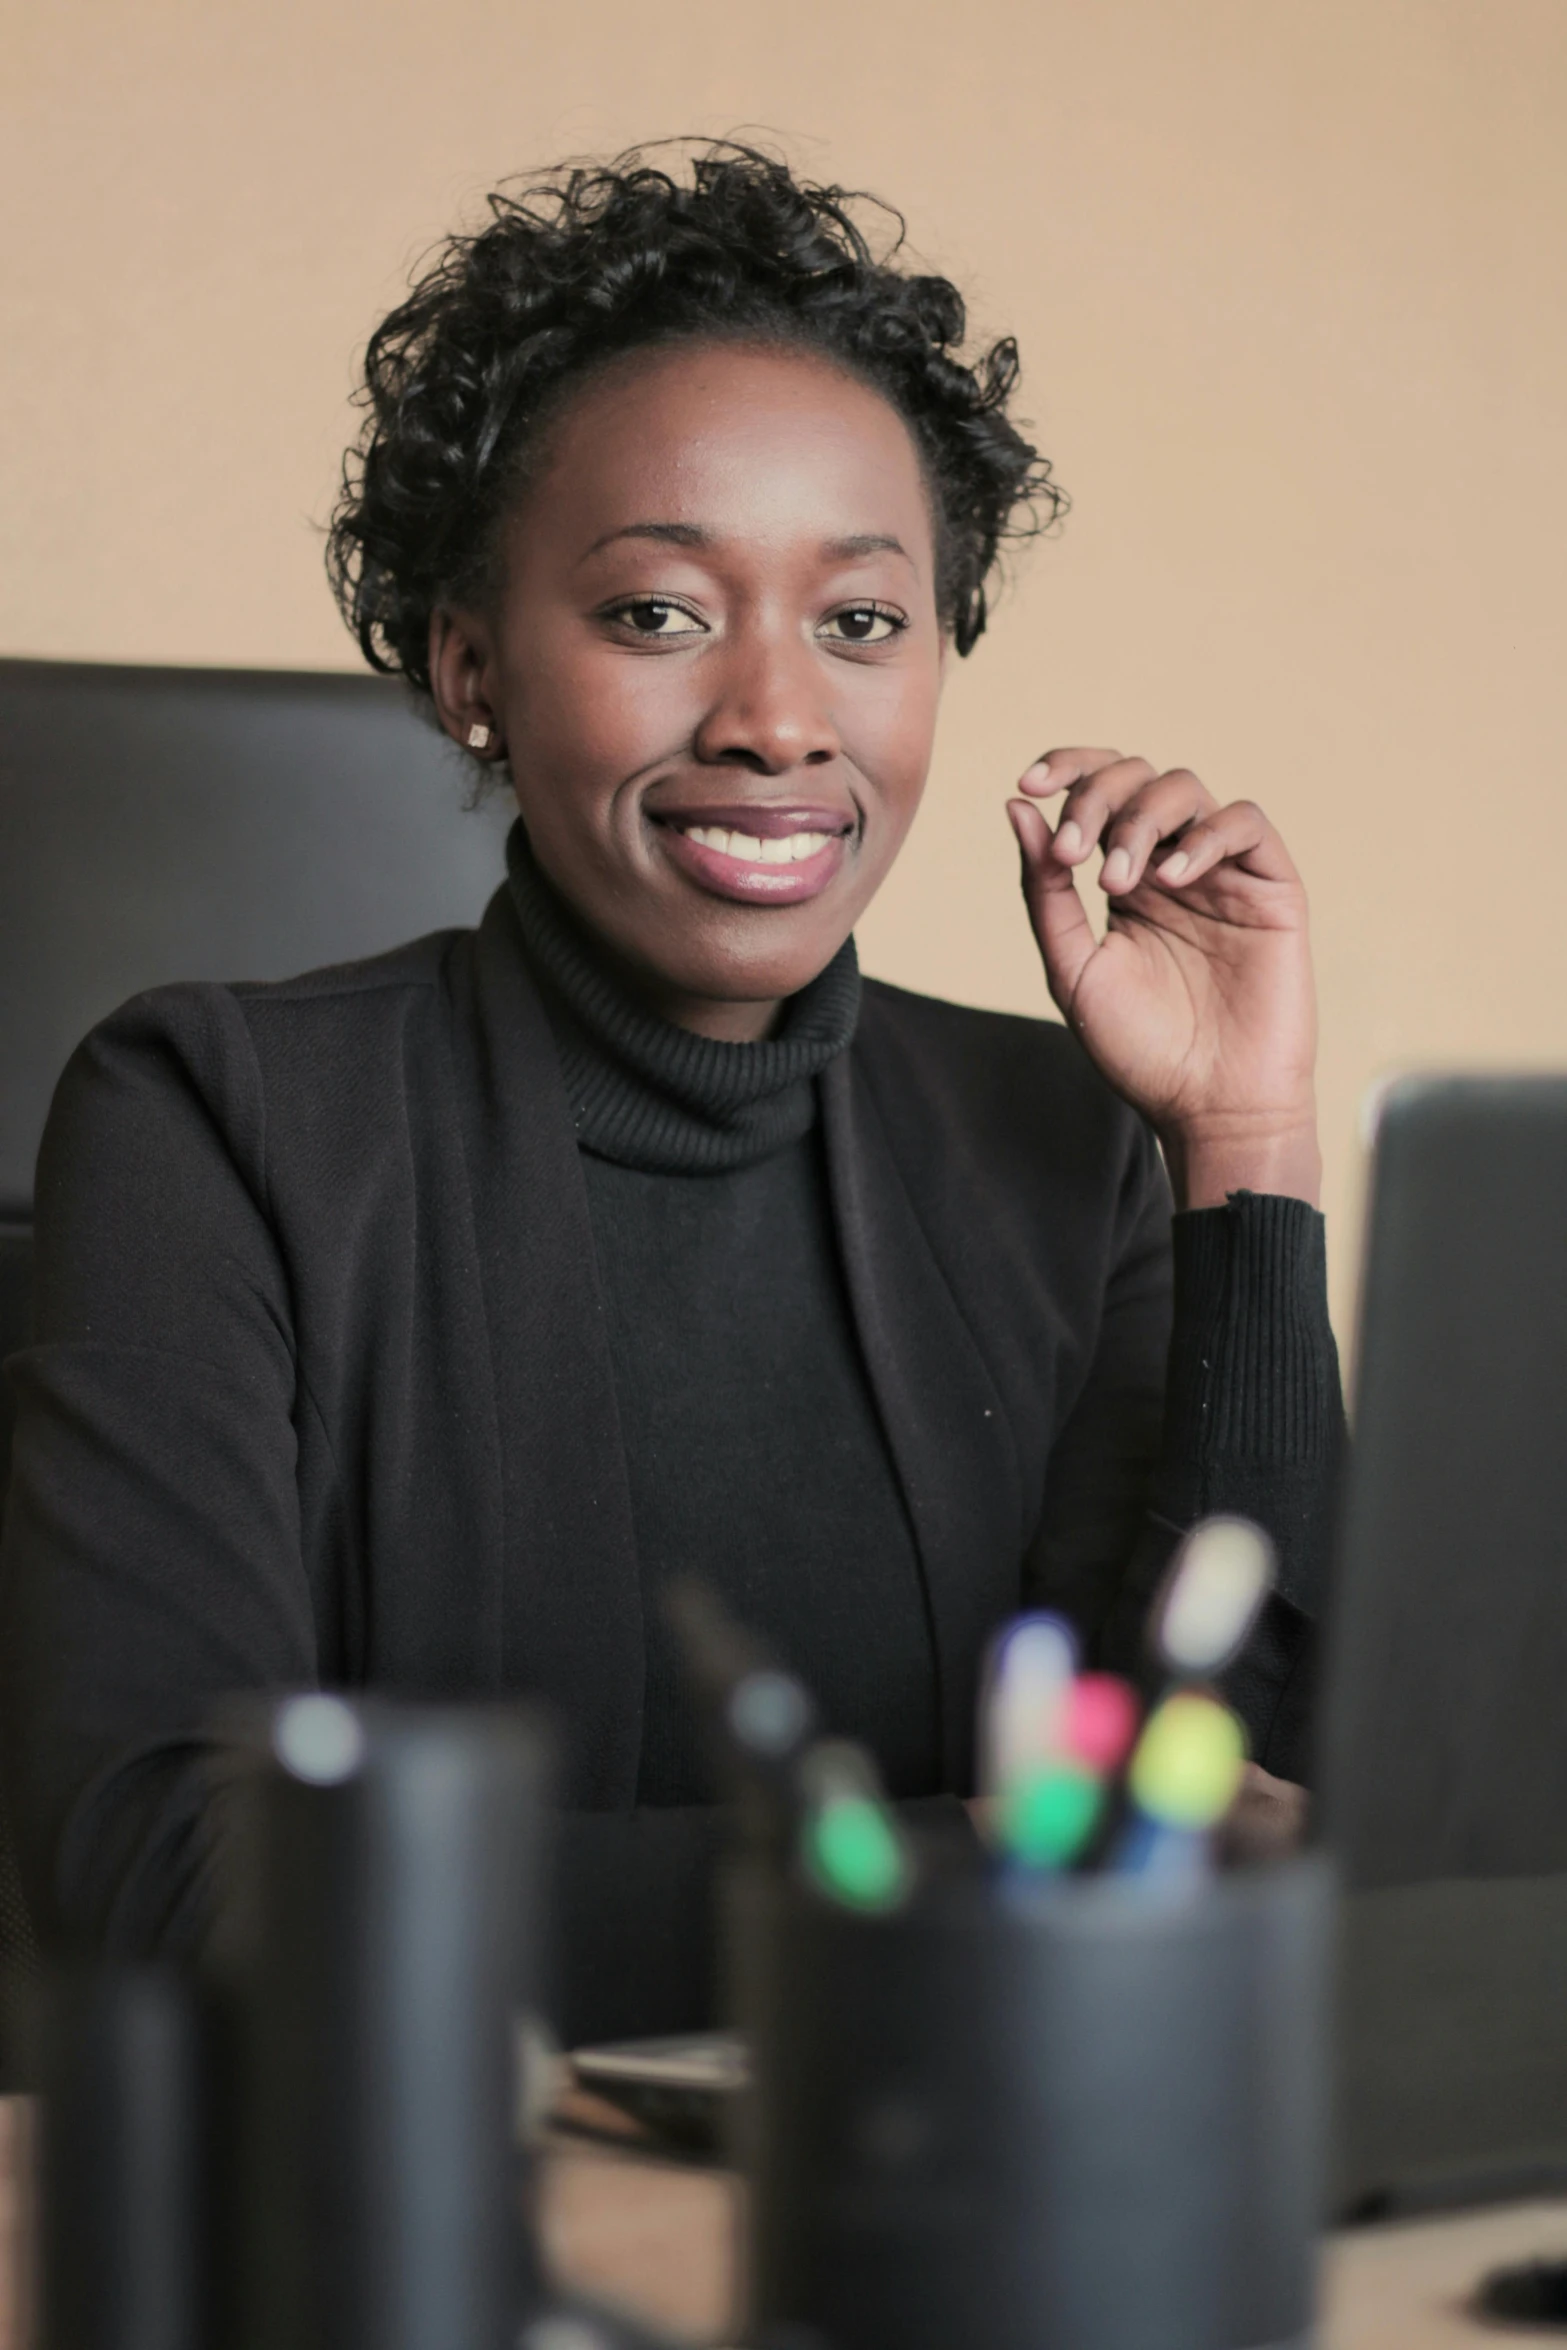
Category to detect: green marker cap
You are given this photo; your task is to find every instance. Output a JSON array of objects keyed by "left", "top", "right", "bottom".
[
  {"left": 804, "top": 1793, "right": 911, "bottom": 1912},
  {"left": 998, "top": 1759, "right": 1103, "bottom": 1869}
]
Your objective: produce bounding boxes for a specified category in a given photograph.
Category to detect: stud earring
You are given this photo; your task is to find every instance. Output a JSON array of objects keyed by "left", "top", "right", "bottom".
[{"left": 466, "top": 720, "right": 493, "bottom": 752}]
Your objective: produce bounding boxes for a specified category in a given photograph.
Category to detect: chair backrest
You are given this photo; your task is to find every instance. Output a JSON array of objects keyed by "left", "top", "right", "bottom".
[
  {"left": 0, "top": 1229, "right": 37, "bottom": 1989},
  {"left": 0, "top": 658, "right": 512, "bottom": 1219},
  {"left": 0, "top": 1225, "right": 27, "bottom": 1514},
  {"left": 0, "top": 659, "right": 513, "bottom": 1986}
]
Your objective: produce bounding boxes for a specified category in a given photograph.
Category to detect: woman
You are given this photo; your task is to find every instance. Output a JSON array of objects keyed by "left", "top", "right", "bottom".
[{"left": 0, "top": 146, "right": 1339, "bottom": 2042}]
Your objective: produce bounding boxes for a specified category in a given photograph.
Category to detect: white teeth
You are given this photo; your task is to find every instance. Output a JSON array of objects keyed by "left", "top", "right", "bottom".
[{"left": 681, "top": 825, "right": 833, "bottom": 865}]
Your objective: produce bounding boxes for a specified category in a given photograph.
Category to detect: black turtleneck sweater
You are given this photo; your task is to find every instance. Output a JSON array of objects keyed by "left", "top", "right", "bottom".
[
  {"left": 508, "top": 848, "right": 937, "bottom": 1812},
  {"left": 593, "top": 1143, "right": 938, "bottom": 1804}
]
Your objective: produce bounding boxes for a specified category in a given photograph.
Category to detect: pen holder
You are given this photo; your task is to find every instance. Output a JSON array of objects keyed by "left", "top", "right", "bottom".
[
  {"left": 732, "top": 1853, "right": 1333, "bottom": 2350},
  {"left": 211, "top": 1696, "right": 554, "bottom": 2350},
  {"left": 36, "top": 1963, "right": 206, "bottom": 2350}
]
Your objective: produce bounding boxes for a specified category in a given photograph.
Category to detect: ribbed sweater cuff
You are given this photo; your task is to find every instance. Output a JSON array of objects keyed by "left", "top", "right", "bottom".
[{"left": 1163, "top": 1191, "right": 1337, "bottom": 1466}]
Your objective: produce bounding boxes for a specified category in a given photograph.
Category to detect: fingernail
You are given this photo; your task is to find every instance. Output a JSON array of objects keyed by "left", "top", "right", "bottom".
[
  {"left": 1055, "top": 820, "right": 1083, "bottom": 858},
  {"left": 1103, "top": 847, "right": 1132, "bottom": 889},
  {"left": 1006, "top": 798, "right": 1040, "bottom": 852},
  {"left": 1159, "top": 851, "right": 1190, "bottom": 883}
]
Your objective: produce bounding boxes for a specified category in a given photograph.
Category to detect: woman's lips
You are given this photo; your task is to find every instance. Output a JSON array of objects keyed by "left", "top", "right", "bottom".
[{"left": 651, "top": 812, "right": 852, "bottom": 906}]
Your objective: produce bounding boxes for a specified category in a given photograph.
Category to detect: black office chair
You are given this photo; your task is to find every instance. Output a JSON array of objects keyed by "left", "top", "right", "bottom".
[{"left": 0, "top": 658, "right": 513, "bottom": 1981}]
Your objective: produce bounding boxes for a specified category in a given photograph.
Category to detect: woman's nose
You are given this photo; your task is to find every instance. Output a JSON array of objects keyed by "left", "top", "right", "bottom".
[{"left": 691, "top": 631, "right": 841, "bottom": 775}]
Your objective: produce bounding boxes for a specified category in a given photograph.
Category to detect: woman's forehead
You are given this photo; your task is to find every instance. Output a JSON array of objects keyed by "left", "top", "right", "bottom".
[{"left": 514, "top": 340, "right": 937, "bottom": 575}]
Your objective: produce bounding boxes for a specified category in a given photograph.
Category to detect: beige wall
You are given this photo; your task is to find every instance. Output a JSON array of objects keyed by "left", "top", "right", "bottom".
[{"left": 5, "top": 0, "right": 1566, "bottom": 1329}]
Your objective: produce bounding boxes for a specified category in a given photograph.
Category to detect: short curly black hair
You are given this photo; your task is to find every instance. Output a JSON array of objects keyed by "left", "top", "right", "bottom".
[{"left": 327, "top": 141, "right": 1064, "bottom": 686}]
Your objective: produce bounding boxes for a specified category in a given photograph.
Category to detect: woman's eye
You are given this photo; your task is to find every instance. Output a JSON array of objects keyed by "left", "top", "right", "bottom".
[
  {"left": 609, "top": 599, "right": 705, "bottom": 637},
  {"left": 820, "top": 605, "right": 905, "bottom": 645}
]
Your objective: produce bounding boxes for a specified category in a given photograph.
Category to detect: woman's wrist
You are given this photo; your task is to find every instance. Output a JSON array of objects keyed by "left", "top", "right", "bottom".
[{"left": 1158, "top": 1109, "right": 1322, "bottom": 1212}]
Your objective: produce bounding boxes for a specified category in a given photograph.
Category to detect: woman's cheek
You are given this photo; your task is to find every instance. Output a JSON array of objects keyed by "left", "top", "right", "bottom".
[
  {"left": 543, "top": 658, "right": 697, "bottom": 795},
  {"left": 851, "top": 724, "right": 934, "bottom": 845},
  {"left": 510, "top": 690, "right": 643, "bottom": 817}
]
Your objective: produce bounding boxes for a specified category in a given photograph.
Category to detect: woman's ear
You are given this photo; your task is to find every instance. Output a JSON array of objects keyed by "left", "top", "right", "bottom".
[{"left": 429, "top": 607, "right": 505, "bottom": 759}]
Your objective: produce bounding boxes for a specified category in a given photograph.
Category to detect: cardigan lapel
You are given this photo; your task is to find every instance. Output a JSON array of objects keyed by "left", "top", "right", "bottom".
[
  {"left": 821, "top": 1047, "right": 1028, "bottom": 1789},
  {"left": 446, "top": 886, "right": 644, "bottom": 1807}
]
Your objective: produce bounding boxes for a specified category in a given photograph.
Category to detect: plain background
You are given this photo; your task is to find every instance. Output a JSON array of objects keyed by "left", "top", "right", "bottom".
[{"left": 4, "top": 0, "right": 1564, "bottom": 1330}]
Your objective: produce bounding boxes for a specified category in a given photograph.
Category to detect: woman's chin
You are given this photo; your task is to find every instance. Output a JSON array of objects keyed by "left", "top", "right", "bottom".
[{"left": 622, "top": 908, "right": 855, "bottom": 1029}]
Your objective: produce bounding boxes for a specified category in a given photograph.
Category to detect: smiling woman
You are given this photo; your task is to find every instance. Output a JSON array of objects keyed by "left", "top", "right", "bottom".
[
  {"left": 0, "top": 144, "right": 1341, "bottom": 2040},
  {"left": 328, "top": 146, "right": 1050, "bottom": 1036},
  {"left": 425, "top": 342, "right": 947, "bottom": 1030}
]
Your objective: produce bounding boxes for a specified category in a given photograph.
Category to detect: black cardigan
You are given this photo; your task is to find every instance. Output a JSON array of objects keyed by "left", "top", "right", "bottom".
[{"left": 0, "top": 878, "right": 1340, "bottom": 2025}]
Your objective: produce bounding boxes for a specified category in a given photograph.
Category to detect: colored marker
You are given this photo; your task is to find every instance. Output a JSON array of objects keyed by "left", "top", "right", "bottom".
[
  {"left": 724, "top": 1664, "right": 816, "bottom": 1767},
  {"left": 996, "top": 1755, "right": 1104, "bottom": 1872},
  {"left": 979, "top": 1612, "right": 1077, "bottom": 1804},
  {"left": 1058, "top": 1672, "right": 1141, "bottom": 1776},
  {"left": 664, "top": 1578, "right": 821, "bottom": 1858},
  {"left": 663, "top": 1582, "right": 917, "bottom": 1913},
  {"left": 993, "top": 1670, "right": 1142, "bottom": 1875},
  {"left": 798, "top": 1740, "right": 914, "bottom": 1913},
  {"left": 1154, "top": 1517, "right": 1275, "bottom": 1681},
  {"left": 1113, "top": 1689, "right": 1247, "bottom": 1881}
]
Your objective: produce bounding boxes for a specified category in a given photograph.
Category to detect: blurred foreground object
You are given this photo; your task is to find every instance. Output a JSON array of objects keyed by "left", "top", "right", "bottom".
[
  {"left": 1320, "top": 1076, "right": 1567, "bottom": 2214},
  {"left": 734, "top": 1854, "right": 1332, "bottom": 2350},
  {"left": 677, "top": 1579, "right": 1333, "bottom": 2350},
  {"left": 37, "top": 1966, "right": 204, "bottom": 2350},
  {"left": 31, "top": 1697, "right": 671, "bottom": 2349},
  {"left": 213, "top": 1697, "right": 552, "bottom": 2350}
]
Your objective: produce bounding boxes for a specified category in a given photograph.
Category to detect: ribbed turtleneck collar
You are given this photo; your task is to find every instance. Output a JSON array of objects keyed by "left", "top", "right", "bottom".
[{"left": 505, "top": 821, "right": 861, "bottom": 1174}]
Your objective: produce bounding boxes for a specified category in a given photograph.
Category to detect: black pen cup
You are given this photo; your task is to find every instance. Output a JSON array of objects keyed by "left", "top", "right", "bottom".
[
  {"left": 733, "top": 1853, "right": 1333, "bottom": 2350},
  {"left": 36, "top": 1963, "right": 206, "bottom": 2350},
  {"left": 211, "top": 1696, "right": 553, "bottom": 2350}
]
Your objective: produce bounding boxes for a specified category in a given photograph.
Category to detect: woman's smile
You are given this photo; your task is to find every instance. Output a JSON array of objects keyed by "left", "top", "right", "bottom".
[{"left": 648, "top": 797, "right": 857, "bottom": 905}]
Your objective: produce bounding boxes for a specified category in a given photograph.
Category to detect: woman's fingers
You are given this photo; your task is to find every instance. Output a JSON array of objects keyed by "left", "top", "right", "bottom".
[
  {"left": 1018, "top": 748, "right": 1127, "bottom": 800},
  {"left": 1018, "top": 752, "right": 1219, "bottom": 877},
  {"left": 1007, "top": 797, "right": 1097, "bottom": 1015},
  {"left": 1095, "top": 768, "right": 1216, "bottom": 893},
  {"left": 1050, "top": 757, "right": 1162, "bottom": 865},
  {"left": 1013, "top": 750, "right": 1295, "bottom": 899},
  {"left": 1219, "top": 1762, "right": 1310, "bottom": 1863},
  {"left": 1152, "top": 798, "right": 1299, "bottom": 891}
]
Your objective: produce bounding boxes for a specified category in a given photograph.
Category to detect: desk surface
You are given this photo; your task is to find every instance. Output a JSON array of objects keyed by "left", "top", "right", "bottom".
[
  {"left": 7, "top": 2096, "right": 1567, "bottom": 2347},
  {"left": 542, "top": 2130, "right": 1567, "bottom": 2349}
]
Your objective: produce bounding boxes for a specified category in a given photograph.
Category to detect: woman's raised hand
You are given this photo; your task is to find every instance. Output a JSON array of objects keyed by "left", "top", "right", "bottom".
[{"left": 1008, "top": 750, "right": 1321, "bottom": 1210}]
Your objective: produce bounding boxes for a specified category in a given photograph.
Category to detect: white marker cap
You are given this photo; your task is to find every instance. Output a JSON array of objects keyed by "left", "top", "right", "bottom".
[{"left": 1156, "top": 1517, "right": 1275, "bottom": 1677}]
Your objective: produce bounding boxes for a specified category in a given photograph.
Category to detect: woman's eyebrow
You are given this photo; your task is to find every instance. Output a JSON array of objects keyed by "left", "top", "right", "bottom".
[
  {"left": 578, "top": 521, "right": 708, "bottom": 564},
  {"left": 821, "top": 532, "right": 910, "bottom": 564},
  {"left": 577, "top": 523, "right": 913, "bottom": 566}
]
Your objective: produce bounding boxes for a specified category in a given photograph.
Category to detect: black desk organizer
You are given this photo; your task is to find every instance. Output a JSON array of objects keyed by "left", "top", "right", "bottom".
[
  {"left": 732, "top": 1853, "right": 1333, "bottom": 2350},
  {"left": 36, "top": 1963, "right": 207, "bottom": 2350},
  {"left": 213, "top": 1699, "right": 552, "bottom": 2350},
  {"left": 34, "top": 1698, "right": 675, "bottom": 2350}
]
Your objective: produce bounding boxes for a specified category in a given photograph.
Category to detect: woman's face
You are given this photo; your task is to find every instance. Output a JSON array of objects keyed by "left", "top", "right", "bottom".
[{"left": 431, "top": 340, "right": 946, "bottom": 1038}]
